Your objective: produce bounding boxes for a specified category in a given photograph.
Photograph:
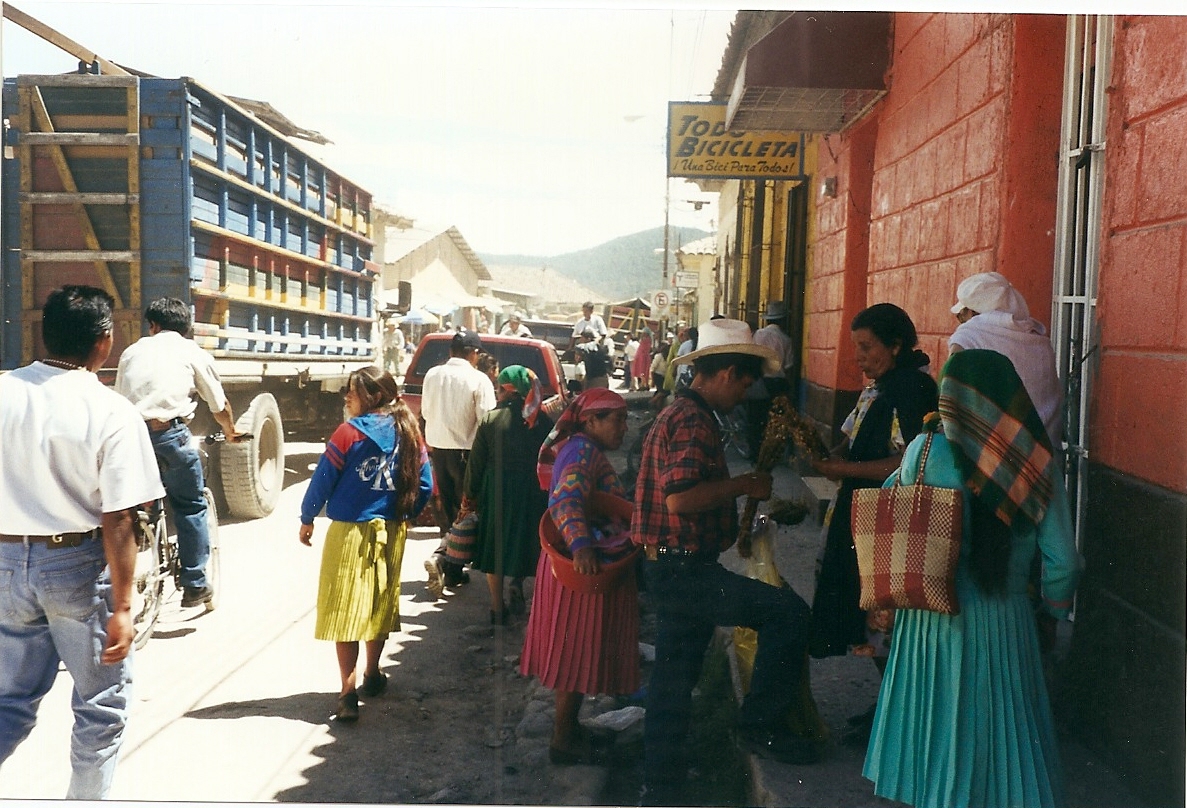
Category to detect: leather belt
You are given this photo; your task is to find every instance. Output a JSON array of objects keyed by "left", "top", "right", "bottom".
[
  {"left": 146, "top": 416, "right": 184, "bottom": 432},
  {"left": 0, "top": 529, "right": 99, "bottom": 549},
  {"left": 644, "top": 544, "right": 712, "bottom": 562}
]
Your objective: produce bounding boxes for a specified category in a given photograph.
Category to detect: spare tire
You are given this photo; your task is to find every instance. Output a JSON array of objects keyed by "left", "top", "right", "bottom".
[{"left": 221, "top": 393, "right": 285, "bottom": 518}]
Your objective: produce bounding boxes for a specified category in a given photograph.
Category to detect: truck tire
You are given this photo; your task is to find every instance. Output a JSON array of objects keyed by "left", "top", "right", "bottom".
[{"left": 221, "top": 393, "right": 285, "bottom": 519}]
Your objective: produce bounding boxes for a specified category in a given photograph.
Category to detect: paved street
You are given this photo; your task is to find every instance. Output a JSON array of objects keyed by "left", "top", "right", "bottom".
[{"left": 0, "top": 440, "right": 596, "bottom": 804}]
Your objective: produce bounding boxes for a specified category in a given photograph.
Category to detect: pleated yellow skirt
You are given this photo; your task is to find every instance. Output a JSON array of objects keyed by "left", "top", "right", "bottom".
[{"left": 314, "top": 518, "right": 407, "bottom": 642}]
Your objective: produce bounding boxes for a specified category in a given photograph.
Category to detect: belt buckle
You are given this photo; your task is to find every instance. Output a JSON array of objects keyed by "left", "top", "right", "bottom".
[{"left": 48, "top": 533, "right": 66, "bottom": 547}]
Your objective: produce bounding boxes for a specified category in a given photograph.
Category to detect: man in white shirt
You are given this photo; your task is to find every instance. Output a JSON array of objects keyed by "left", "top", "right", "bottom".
[
  {"left": 744, "top": 302, "right": 797, "bottom": 449},
  {"left": 421, "top": 330, "right": 496, "bottom": 595},
  {"left": 568, "top": 301, "right": 607, "bottom": 353},
  {"left": 115, "top": 298, "right": 240, "bottom": 608},
  {"left": 382, "top": 319, "right": 406, "bottom": 376},
  {"left": 949, "top": 272, "right": 1064, "bottom": 448},
  {"left": 623, "top": 333, "right": 640, "bottom": 390},
  {"left": 0, "top": 286, "right": 164, "bottom": 799},
  {"left": 500, "top": 312, "right": 532, "bottom": 337}
]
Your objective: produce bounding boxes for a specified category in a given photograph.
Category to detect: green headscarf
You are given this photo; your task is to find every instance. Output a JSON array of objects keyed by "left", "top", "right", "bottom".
[
  {"left": 937, "top": 349, "right": 1055, "bottom": 528},
  {"left": 496, "top": 365, "right": 542, "bottom": 428}
]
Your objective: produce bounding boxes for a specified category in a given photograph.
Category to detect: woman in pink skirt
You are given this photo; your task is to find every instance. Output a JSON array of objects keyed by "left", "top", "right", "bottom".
[{"left": 522, "top": 388, "right": 637, "bottom": 764}]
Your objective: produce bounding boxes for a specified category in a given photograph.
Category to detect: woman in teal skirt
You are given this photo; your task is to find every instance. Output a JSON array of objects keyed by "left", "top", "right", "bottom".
[
  {"left": 299, "top": 367, "right": 433, "bottom": 722},
  {"left": 466, "top": 365, "right": 552, "bottom": 624},
  {"left": 864, "top": 350, "right": 1081, "bottom": 808}
]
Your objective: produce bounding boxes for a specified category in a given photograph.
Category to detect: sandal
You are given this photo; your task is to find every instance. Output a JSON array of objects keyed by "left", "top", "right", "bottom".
[
  {"left": 358, "top": 671, "right": 388, "bottom": 698},
  {"left": 335, "top": 692, "right": 359, "bottom": 722}
]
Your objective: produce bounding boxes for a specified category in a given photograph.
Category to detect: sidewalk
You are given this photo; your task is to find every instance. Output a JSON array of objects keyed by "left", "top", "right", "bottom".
[{"left": 716, "top": 457, "right": 1151, "bottom": 808}]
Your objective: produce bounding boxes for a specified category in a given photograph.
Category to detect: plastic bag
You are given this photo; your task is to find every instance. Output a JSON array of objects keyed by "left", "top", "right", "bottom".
[{"left": 733, "top": 515, "right": 830, "bottom": 742}]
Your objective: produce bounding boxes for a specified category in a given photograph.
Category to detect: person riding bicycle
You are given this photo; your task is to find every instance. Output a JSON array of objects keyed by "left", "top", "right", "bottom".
[{"left": 115, "top": 298, "right": 241, "bottom": 609}]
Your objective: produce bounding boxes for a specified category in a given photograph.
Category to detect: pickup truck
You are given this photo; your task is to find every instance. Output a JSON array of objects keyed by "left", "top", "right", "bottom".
[{"left": 401, "top": 333, "right": 571, "bottom": 420}]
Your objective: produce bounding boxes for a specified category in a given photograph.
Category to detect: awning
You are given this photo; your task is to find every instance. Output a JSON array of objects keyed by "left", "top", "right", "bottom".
[
  {"left": 381, "top": 287, "right": 493, "bottom": 313},
  {"left": 725, "top": 11, "right": 890, "bottom": 133}
]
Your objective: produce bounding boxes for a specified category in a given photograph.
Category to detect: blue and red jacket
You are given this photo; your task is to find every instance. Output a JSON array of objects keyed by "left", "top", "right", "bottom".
[{"left": 300, "top": 412, "right": 433, "bottom": 524}]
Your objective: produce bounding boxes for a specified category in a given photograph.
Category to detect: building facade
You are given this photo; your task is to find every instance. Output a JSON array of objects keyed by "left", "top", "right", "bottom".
[{"left": 703, "top": 12, "right": 1185, "bottom": 803}]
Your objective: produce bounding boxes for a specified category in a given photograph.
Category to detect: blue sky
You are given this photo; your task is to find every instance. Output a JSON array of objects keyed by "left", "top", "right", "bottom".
[{"left": 3, "top": 1, "right": 734, "bottom": 255}]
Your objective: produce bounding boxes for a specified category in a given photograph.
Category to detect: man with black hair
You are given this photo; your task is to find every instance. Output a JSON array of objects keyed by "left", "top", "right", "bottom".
[
  {"left": 0, "top": 286, "right": 164, "bottom": 798},
  {"left": 574, "top": 327, "right": 611, "bottom": 389},
  {"left": 115, "top": 297, "right": 240, "bottom": 608},
  {"left": 632, "top": 318, "right": 818, "bottom": 806}
]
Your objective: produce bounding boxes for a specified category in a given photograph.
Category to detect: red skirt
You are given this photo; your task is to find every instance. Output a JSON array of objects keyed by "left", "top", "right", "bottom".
[{"left": 520, "top": 552, "right": 640, "bottom": 695}]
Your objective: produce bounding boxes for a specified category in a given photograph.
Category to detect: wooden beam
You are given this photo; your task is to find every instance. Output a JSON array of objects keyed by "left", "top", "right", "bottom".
[
  {"left": 21, "top": 132, "right": 139, "bottom": 147},
  {"left": 21, "top": 192, "right": 138, "bottom": 205},
  {"left": 28, "top": 87, "right": 126, "bottom": 308},
  {"left": 24, "top": 250, "right": 137, "bottom": 262},
  {"left": 2, "top": 4, "right": 132, "bottom": 77}
]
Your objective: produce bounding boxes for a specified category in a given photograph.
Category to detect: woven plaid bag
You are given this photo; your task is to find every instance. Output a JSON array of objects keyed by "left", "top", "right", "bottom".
[{"left": 850, "top": 432, "right": 963, "bottom": 615}]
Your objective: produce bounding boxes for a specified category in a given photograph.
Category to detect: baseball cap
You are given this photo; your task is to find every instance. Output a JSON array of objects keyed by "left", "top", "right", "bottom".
[{"left": 452, "top": 330, "right": 483, "bottom": 350}]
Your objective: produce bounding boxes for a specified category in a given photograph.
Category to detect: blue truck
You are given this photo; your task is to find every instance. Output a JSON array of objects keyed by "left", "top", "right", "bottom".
[{"left": 1, "top": 71, "right": 380, "bottom": 517}]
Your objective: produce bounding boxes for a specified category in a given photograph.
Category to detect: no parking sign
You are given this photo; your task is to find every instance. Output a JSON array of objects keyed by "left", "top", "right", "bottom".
[{"left": 652, "top": 290, "right": 671, "bottom": 319}]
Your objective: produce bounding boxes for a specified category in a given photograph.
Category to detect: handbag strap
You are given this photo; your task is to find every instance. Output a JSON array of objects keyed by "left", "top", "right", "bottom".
[
  {"left": 912, "top": 431, "right": 936, "bottom": 485},
  {"left": 892, "top": 430, "right": 935, "bottom": 489}
]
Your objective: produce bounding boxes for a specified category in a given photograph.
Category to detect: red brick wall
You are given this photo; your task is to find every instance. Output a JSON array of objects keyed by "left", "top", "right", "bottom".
[
  {"left": 1093, "top": 16, "right": 1187, "bottom": 494},
  {"left": 805, "top": 116, "right": 878, "bottom": 394},
  {"left": 863, "top": 13, "right": 1064, "bottom": 372}
]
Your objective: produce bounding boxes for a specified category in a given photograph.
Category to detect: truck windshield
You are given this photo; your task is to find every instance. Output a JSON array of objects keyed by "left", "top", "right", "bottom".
[{"left": 407, "top": 339, "right": 563, "bottom": 396}]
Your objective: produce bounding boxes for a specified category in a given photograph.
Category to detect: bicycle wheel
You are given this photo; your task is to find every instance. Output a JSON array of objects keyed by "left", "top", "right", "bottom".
[
  {"left": 725, "top": 408, "right": 752, "bottom": 460},
  {"left": 132, "top": 503, "right": 166, "bottom": 649},
  {"left": 203, "top": 487, "right": 221, "bottom": 611}
]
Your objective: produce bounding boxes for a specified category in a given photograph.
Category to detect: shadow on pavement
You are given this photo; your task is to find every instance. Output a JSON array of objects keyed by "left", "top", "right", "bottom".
[{"left": 185, "top": 691, "right": 337, "bottom": 725}]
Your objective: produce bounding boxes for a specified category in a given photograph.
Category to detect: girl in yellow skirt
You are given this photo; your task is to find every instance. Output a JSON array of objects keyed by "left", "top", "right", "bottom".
[{"left": 299, "top": 367, "right": 432, "bottom": 721}]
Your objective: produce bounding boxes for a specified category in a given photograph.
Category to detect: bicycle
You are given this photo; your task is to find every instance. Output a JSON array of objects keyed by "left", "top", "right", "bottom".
[
  {"left": 715, "top": 405, "right": 752, "bottom": 461},
  {"left": 131, "top": 432, "right": 238, "bottom": 649}
]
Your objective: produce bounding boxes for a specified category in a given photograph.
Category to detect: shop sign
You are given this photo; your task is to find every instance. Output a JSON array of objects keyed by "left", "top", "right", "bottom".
[
  {"left": 667, "top": 102, "right": 807, "bottom": 181},
  {"left": 674, "top": 271, "right": 699, "bottom": 288}
]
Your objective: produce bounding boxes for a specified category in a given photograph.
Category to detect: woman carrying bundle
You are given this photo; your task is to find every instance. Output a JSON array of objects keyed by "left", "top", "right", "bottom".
[{"left": 521, "top": 388, "right": 637, "bottom": 765}]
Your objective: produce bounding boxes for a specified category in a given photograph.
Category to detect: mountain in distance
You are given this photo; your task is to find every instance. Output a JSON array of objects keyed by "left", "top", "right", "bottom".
[{"left": 479, "top": 226, "right": 711, "bottom": 301}]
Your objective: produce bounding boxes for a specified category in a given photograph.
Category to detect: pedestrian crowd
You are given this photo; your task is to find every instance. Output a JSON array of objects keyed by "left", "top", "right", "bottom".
[{"left": 1, "top": 274, "right": 1080, "bottom": 808}]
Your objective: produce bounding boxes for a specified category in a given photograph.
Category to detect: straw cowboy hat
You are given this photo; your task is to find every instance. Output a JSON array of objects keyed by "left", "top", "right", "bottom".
[{"left": 671, "top": 318, "right": 780, "bottom": 376}]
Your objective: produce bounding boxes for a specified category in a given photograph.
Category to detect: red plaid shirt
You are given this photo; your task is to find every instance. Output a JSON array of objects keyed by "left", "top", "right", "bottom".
[{"left": 631, "top": 389, "right": 737, "bottom": 555}]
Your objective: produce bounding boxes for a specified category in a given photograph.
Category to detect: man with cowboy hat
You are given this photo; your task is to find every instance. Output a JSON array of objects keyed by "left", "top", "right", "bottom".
[{"left": 632, "top": 318, "right": 818, "bottom": 805}]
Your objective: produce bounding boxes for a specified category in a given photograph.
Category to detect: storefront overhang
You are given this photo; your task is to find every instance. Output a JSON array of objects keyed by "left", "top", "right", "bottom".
[{"left": 725, "top": 11, "right": 891, "bottom": 133}]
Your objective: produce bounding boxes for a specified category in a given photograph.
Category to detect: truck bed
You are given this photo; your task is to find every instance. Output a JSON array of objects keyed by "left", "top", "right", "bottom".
[{"left": 2, "top": 73, "right": 378, "bottom": 372}]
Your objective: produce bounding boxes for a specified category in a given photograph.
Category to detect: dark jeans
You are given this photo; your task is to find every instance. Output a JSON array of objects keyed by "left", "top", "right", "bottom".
[
  {"left": 642, "top": 556, "right": 810, "bottom": 799},
  {"left": 429, "top": 447, "right": 468, "bottom": 564}
]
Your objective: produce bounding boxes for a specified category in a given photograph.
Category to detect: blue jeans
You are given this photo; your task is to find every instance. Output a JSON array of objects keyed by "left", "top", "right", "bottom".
[
  {"left": 642, "top": 556, "right": 811, "bottom": 800},
  {"left": 150, "top": 422, "right": 209, "bottom": 589},
  {"left": 0, "top": 537, "right": 133, "bottom": 798}
]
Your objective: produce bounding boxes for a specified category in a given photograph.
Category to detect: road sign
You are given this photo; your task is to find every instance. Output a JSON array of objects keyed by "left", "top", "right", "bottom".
[
  {"left": 652, "top": 290, "right": 671, "bottom": 318},
  {"left": 674, "top": 271, "right": 699, "bottom": 288}
]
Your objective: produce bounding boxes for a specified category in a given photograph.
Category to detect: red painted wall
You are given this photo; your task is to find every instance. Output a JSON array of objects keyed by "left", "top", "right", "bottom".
[
  {"left": 861, "top": 13, "right": 1064, "bottom": 372},
  {"left": 805, "top": 116, "right": 878, "bottom": 394},
  {"left": 1093, "top": 16, "right": 1187, "bottom": 494}
]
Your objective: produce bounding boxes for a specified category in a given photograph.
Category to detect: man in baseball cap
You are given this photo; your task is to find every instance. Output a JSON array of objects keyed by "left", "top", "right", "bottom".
[{"left": 422, "top": 329, "right": 495, "bottom": 596}]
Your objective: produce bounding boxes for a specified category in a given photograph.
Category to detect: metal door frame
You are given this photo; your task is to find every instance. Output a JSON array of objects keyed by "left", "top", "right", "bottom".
[{"left": 1051, "top": 14, "right": 1113, "bottom": 554}]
